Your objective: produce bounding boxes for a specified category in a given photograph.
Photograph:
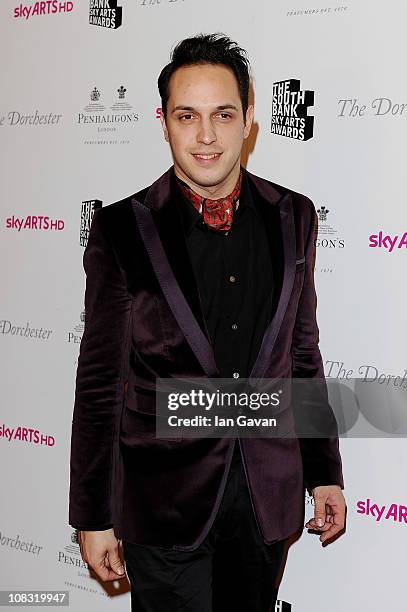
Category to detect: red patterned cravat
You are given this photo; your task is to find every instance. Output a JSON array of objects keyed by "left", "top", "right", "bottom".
[{"left": 177, "top": 170, "right": 243, "bottom": 232}]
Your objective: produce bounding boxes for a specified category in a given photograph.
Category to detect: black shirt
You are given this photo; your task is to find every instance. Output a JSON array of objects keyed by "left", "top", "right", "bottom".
[{"left": 173, "top": 170, "right": 274, "bottom": 379}]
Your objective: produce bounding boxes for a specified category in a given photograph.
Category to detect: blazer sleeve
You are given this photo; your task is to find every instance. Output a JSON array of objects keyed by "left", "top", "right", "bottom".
[
  {"left": 68, "top": 208, "right": 133, "bottom": 530},
  {"left": 291, "top": 198, "right": 345, "bottom": 494}
]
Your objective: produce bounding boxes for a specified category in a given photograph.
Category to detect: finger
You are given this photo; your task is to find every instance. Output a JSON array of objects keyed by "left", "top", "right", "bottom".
[
  {"left": 96, "top": 566, "right": 126, "bottom": 582},
  {"left": 105, "top": 555, "right": 126, "bottom": 577},
  {"left": 105, "top": 544, "right": 126, "bottom": 576},
  {"left": 313, "top": 496, "right": 327, "bottom": 527},
  {"left": 319, "top": 522, "right": 343, "bottom": 543},
  {"left": 89, "top": 556, "right": 126, "bottom": 582},
  {"left": 307, "top": 513, "right": 335, "bottom": 527},
  {"left": 319, "top": 512, "right": 346, "bottom": 542},
  {"left": 306, "top": 510, "right": 334, "bottom": 528},
  {"left": 305, "top": 519, "right": 331, "bottom": 531}
]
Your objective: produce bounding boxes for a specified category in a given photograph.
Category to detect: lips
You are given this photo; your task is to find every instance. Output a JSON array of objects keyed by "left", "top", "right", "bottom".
[{"left": 192, "top": 153, "right": 222, "bottom": 161}]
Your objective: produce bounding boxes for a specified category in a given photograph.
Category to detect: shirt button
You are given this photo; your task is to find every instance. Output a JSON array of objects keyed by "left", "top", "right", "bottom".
[
  {"left": 233, "top": 372, "right": 240, "bottom": 379},
  {"left": 229, "top": 275, "right": 237, "bottom": 283},
  {"left": 231, "top": 323, "right": 238, "bottom": 330}
]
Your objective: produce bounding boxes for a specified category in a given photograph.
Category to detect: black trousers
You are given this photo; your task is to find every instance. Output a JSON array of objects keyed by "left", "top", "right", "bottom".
[{"left": 122, "top": 444, "right": 287, "bottom": 612}]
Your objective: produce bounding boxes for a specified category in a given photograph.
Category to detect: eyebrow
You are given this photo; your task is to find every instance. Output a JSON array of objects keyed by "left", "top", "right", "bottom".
[{"left": 171, "top": 104, "right": 239, "bottom": 114}]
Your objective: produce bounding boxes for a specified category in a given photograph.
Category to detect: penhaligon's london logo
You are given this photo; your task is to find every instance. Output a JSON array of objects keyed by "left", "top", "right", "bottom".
[
  {"left": 271, "top": 78, "right": 314, "bottom": 141},
  {"left": 315, "top": 205, "right": 343, "bottom": 238},
  {"left": 314, "top": 204, "right": 345, "bottom": 274},
  {"left": 67, "top": 311, "right": 85, "bottom": 345},
  {"left": 78, "top": 86, "right": 139, "bottom": 127},
  {"left": 58, "top": 530, "right": 89, "bottom": 570},
  {"left": 317, "top": 205, "right": 330, "bottom": 224},
  {"left": 89, "top": 0, "right": 122, "bottom": 29}
]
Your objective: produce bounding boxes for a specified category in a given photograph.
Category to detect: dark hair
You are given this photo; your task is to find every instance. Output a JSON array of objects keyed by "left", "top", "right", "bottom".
[{"left": 158, "top": 33, "right": 250, "bottom": 119}]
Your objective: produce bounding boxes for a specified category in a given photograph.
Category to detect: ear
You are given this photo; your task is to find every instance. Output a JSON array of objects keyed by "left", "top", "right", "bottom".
[
  {"left": 243, "top": 104, "right": 254, "bottom": 139},
  {"left": 160, "top": 111, "right": 169, "bottom": 142}
]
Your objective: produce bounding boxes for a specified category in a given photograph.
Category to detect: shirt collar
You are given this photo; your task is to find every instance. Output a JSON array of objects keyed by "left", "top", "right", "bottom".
[{"left": 173, "top": 167, "right": 259, "bottom": 236}]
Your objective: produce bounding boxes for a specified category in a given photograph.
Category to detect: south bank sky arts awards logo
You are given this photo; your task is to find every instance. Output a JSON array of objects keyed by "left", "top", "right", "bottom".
[
  {"left": 89, "top": 0, "right": 122, "bottom": 28},
  {"left": 271, "top": 79, "right": 314, "bottom": 141},
  {"left": 80, "top": 199, "right": 102, "bottom": 247},
  {"left": 68, "top": 201, "right": 100, "bottom": 354},
  {"left": 65, "top": 201, "right": 100, "bottom": 352}
]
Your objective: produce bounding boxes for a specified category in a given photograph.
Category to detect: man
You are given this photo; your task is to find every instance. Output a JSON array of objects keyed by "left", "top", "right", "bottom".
[{"left": 69, "top": 33, "right": 346, "bottom": 612}]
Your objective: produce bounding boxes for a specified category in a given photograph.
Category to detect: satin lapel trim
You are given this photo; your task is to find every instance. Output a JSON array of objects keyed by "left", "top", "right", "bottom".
[
  {"left": 131, "top": 196, "right": 220, "bottom": 378},
  {"left": 249, "top": 193, "right": 296, "bottom": 379}
]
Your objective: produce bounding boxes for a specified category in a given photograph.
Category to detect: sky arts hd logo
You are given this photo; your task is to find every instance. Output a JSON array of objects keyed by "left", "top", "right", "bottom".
[
  {"left": 369, "top": 231, "right": 407, "bottom": 252},
  {"left": 13, "top": 1, "right": 74, "bottom": 20},
  {"left": 271, "top": 79, "right": 314, "bottom": 141},
  {"left": 357, "top": 498, "right": 407, "bottom": 525},
  {"left": 89, "top": 0, "right": 122, "bottom": 29}
]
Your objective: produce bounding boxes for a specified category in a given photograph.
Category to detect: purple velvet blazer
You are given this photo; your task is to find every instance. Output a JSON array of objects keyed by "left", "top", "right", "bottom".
[{"left": 68, "top": 166, "right": 344, "bottom": 550}]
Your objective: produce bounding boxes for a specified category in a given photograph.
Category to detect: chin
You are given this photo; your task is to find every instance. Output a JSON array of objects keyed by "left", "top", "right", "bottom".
[{"left": 187, "top": 168, "right": 232, "bottom": 189}]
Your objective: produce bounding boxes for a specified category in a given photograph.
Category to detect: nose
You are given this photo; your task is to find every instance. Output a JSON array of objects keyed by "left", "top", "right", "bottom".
[{"left": 196, "top": 117, "right": 217, "bottom": 145}]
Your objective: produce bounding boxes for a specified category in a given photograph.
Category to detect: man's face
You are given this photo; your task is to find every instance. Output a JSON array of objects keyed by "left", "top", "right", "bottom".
[{"left": 160, "top": 63, "right": 253, "bottom": 196}]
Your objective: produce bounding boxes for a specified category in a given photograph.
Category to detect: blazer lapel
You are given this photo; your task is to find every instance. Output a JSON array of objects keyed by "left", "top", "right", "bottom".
[
  {"left": 247, "top": 173, "right": 297, "bottom": 378},
  {"left": 131, "top": 168, "right": 219, "bottom": 378},
  {"left": 131, "top": 166, "right": 297, "bottom": 381}
]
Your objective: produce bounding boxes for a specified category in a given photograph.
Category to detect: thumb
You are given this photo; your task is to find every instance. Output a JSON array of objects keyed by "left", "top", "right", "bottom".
[
  {"left": 107, "top": 547, "right": 125, "bottom": 575},
  {"left": 313, "top": 496, "right": 327, "bottom": 527}
]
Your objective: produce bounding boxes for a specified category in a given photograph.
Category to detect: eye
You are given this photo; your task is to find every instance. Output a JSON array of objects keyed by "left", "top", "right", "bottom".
[
  {"left": 216, "top": 112, "right": 232, "bottom": 119},
  {"left": 179, "top": 114, "right": 194, "bottom": 121}
]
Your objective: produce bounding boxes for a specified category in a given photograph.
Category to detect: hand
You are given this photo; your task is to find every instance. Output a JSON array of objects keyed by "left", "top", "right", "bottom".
[
  {"left": 78, "top": 528, "right": 126, "bottom": 582},
  {"left": 304, "top": 485, "right": 346, "bottom": 544}
]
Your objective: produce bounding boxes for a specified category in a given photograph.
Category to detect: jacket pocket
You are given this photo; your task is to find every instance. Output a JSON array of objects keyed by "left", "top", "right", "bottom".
[{"left": 122, "top": 388, "right": 182, "bottom": 443}]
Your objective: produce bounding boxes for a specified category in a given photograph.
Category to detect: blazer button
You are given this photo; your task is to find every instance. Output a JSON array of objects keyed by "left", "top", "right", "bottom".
[
  {"left": 233, "top": 372, "right": 240, "bottom": 379},
  {"left": 229, "top": 275, "right": 237, "bottom": 283}
]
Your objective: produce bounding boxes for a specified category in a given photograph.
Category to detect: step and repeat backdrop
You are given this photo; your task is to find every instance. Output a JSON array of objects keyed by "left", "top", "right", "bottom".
[{"left": 1, "top": 0, "right": 406, "bottom": 610}]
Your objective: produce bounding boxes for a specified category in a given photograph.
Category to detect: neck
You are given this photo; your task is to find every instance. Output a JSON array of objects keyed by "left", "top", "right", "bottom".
[{"left": 174, "top": 160, "right": 242, "bottom": 199}]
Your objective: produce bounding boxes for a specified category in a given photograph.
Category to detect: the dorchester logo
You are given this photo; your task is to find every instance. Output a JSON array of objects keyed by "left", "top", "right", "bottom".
[{"left": 0, "top": 110, "right": 62, "bottom": 127}]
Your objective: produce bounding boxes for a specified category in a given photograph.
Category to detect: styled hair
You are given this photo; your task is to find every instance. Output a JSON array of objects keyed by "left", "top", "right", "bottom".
[{"left": 158, "top": 33, "right": 251, "bottom": 119}]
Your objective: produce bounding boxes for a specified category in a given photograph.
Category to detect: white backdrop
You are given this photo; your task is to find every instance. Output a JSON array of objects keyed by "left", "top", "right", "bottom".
[{"left": 1, "top": 0, "right": 406, "bottom": 610}]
